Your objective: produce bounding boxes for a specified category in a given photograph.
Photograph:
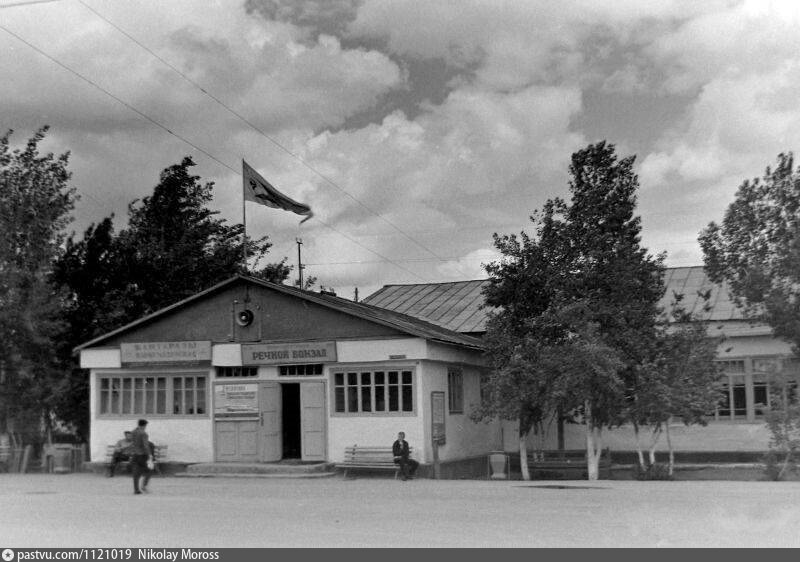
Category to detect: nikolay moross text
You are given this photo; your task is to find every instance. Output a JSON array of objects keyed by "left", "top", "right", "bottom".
[{"left": 138, "top": 551, "right": 218, "bottom": 560}]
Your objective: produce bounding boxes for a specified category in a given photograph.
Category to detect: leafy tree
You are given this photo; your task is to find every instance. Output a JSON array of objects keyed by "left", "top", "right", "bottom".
[
  {"left": 0, "top": 127, "right": 76, "bottom": 441},
  {"left": 479, "top": 141, "right": 665, "bottom": 480},
  {"left": 763, "top": 372, "right": 800, "bottom": 480},
  {"left": 53, "top": 156, "right": 291, "bottom": 435},
  {"left": 700, "top": 153, "right": 800, "bottom": 349},
  {"left": 633, "top": 296, "right": 721, "bottom": 476}
]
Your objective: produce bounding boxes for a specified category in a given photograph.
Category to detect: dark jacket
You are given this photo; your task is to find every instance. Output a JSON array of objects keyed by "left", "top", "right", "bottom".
[
  {"left": 131, "top": 427, "right": 151, "bottom": 457},
  {"left": 392, "top": 439, "right": 410, "bottom": 460}
]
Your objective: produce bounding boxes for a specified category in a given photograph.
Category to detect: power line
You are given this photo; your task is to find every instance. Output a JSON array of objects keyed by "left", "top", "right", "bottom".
[
  {"left": 75, "top": 0, "right": 454, "bottom": 271},
  {"left": 0, "top": 0, "right": 60, "bottom": 8},
  {"left": 0, "top": 23, "right": 430, "bottom": 282}
]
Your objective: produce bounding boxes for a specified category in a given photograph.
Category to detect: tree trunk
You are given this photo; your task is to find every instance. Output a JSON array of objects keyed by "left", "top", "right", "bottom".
[
  {"left": 665, "top": 416, "right": 675, "bottom": 477},
  {"left": 584, "top": 401, "right": 602, "bottom": 481},
  {"left": 519, "top": 430, "right": 531, "bottom": 481},
  {"left": 633, "top": 422, "right": 645, "bottom": 468},
  {"left": 557, "top": 407, "right": 565, "bottom": 451},
  {"left": 648, "top": 424, "right": 662, "bottom": 466}
]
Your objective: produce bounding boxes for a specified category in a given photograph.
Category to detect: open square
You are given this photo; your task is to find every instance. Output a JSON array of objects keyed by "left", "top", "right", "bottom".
[{"left": 2, "top": 474, "right": 799, "bottom": 548}]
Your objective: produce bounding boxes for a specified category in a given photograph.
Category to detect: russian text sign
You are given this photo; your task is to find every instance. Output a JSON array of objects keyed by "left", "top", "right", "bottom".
[
  {"left": 121, "top": 341, "right": 211, "bottom": 365},
  {"left": 242, "top": 341, "right": 337, "bottom": 365}
]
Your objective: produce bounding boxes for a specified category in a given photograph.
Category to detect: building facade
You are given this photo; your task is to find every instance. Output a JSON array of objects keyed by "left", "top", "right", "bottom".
[
  {"left": 364, "top": 266, "right": 799, "bottom": 454},
  {"left": 77, "top": 276, "right": 500, "bottom": 466}
]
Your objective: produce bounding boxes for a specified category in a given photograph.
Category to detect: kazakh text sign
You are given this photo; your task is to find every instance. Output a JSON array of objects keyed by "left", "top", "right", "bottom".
[
  {"left": 242, "top": 342, "right": 337, "bottom": 365},
  {"left": 121, "top": 341, "right": 211, "bottom": 365}
]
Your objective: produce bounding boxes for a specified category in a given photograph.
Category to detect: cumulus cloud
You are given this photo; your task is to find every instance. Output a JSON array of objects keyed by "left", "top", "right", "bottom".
[{"left": 3, "top": 0, "right": 800, "bottom": 294}]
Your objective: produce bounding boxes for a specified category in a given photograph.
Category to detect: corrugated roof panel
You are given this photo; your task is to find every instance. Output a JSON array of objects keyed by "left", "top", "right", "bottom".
[
  {"left": 363, "top": 266, "right": 753, "bottom": 335},
  {"left": 438, "top": 281, "right": 486, "bottom": 327}
]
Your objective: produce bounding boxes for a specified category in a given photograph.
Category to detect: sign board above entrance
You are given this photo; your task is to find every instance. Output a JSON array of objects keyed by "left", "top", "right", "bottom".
[
  {"left": 242, "top": 341, "right": 337, "bottom": 365},
  {"left": 121, "top": 341, "right": 211, "bottom": 365}
]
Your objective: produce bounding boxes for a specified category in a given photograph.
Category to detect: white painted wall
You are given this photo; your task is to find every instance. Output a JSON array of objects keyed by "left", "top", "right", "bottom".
[
  {"left": 419, "top": 361, "right": 501, "bottom": 463},
  {"left": 81, "top": 348, "right": 121, "bottom": 369},
  {"left": 336, "top": 338, "right": 427, "bottom": 363},
  {"left": 502, "top": 418, "right": 773, "bottom": 453},
  {"left": 212, "top": 344, "right": 242, "bottom": 366},
  {"left": 89, "top": 369, "right": 215, "bottom": 463}
]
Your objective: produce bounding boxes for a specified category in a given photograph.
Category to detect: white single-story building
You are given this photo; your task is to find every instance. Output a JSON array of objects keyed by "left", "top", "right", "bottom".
[
  {"left": 76, "top": 275, "right": 501, "bottom": 470},
  {"left": 363, "top": 266, "right": 799, "bottom": 455}
]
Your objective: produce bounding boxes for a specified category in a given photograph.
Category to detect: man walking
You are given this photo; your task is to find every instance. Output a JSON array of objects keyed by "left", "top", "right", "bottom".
[
  {"left": 131, "top": 419, "right": 152, "bottom": 495},
  {"left": 392, "top": 431, "right": 418, "bottom": 481}
]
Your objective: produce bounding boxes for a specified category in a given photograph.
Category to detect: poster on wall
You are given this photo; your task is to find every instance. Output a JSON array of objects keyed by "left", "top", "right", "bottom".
[
  {"left": 431, "top": 391, "right": 446, "bottom": 445},
  {"left": 214, "top": 383, "right": 258, "bottom": 418}
]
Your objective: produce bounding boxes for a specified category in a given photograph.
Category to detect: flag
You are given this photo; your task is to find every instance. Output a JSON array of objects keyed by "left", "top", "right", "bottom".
[{"left": 242, "top": 160, "right": 313, "bottom": 223}]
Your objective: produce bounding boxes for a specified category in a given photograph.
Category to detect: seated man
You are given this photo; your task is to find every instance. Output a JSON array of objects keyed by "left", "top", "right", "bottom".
[
  {"left": 107, "top": 431, "right": 134, "bottom": 477},
  {"left": 392, "top": 431, "right": 419, "bottom": 481}
]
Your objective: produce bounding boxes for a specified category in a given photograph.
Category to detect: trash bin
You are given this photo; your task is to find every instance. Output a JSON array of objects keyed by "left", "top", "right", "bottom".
[
  {"left": 488, "top": 451, "right": 509, "bottom": 480},
  {"left": 50, "top": 444, "right": 75, "bottom": 474}
]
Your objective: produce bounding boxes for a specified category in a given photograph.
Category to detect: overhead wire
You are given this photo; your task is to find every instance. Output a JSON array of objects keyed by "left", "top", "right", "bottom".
[
  {"left": 0, "top": 21, "right": 430, "bottom": 282},
  {"left": 74, "top": 0, "right": 457, "bottom": 275}
]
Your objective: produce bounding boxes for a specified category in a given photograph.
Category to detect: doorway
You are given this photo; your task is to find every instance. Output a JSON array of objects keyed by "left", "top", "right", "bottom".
[{"left": 281, "top": 383, "right": 301, "bottom": 459}]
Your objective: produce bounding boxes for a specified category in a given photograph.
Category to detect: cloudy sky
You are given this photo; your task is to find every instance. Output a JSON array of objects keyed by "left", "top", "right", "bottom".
[{"left": 2, "top": 0, "right": 799, "bottom": 299}]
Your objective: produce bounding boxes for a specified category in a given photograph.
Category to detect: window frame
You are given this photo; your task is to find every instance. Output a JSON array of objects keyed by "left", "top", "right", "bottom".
[
  {"left": 97, "top": 370, "right": 210, "bottom": 418},
  {"left": 330, "top": 366, "right": 416, "bottom": 416},
  {"left": 447, "top": 367, "right": 464, "bottom": 414}
]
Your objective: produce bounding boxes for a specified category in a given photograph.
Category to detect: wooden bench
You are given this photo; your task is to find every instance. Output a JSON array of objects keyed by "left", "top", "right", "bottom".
[
  {"left": 527, "top": 448, "right": 612, "bottom": 479},
  {"left": 105, "top": 444, "right": 168, "bottom": 475},
  {"left": 337, "top": 446, "right": 413, "bottom": 479}
]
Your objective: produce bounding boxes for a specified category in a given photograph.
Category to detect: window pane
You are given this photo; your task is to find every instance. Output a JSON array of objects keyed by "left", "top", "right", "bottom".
[
  {"left": 122, "top": 378, "right": 132, "bottom": 414},
  {"left": 135, "top": 378, "right": 145, "bottom": 414},
  {"left": 335, "top": 387, "right": 345, "bottom": 412},
  {"left": 111, "top": 379, "right": 121, "bottom": 414},
  {"left": 732, "top": 383, "right": 746, "bottom": 417},
  {"left": 402, "top": 371, "right": 412, "bottom": 384},
  {"left": 348, "top": 372, "right": 357, "bottom": 385},
  {"left": 361, "top": 372, "right": 371, "bottom": 385},
  {"left": 402, "top": 385, "right": 413, "bottom": 412},
  {"left": 361, "top": 385, "right": 372, "bottom": 412},
  {"left": 389, "top": 385, "right": 399, "bottom": 411},
  {"left": 347, "top": 386, "right": 359, "bottom": 413},
  {"left": 335, "top": 372, "right": 343, "bottom": 385},
  {"left": 375, "top": 372, "right": 384, "bottom": 385},
  {"left": 375, "top": 385, "right": 385, "bottom": 411},
  {"left": 144, "top": 378, "right": 153, "bottom": 414},
  {"left": 156, "top": 378, "right": 167, "bottom": 414},
  {"left": 718, "top": 386, "right": 731, "bottom": 417},
  {"left": 389, "top": 371, "right": 398, "bottom": 384},
  {"left": 754, "top": 382, "right": 768, "bottom": 415}
]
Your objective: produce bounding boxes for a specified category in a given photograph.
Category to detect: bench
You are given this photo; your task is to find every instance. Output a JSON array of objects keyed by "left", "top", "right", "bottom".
[
  {"left": 527, "top": 448, "right": 612, "bottom": 479},
  {"left": 105, "top": 444, "right": 168, "bottom": 475},
  {"left": 337, "top": 446, "right": 413, "bottom": 479}
]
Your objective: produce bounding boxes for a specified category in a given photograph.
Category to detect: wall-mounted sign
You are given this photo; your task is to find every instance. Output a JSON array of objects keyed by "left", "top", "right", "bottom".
[
  {"left": 214, "top": 383, "right": 259, "bottom": 418},
  {"left": 121, "top": 341, "right": 211, "bottom": 365},
  {"left": 431, "top": 391, "right": 446, "bottom": 445},
  {"left": 242, "top": 341, "right": 337, "bottom": 365}
]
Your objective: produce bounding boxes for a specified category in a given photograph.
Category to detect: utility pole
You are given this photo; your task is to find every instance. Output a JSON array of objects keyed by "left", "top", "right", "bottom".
[{"left": 296, "top": 238, "right": 304, "bottom": 289}]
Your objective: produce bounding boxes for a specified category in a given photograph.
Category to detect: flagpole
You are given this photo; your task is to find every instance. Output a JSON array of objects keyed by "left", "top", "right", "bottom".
[{"left": 242, "top": 160, "right": 248, "bottom": 272}]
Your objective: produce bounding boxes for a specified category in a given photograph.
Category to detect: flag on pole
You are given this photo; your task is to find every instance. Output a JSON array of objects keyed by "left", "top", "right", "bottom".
[{"left": 242, "top": 160, "right": 313, "bottom": 223}]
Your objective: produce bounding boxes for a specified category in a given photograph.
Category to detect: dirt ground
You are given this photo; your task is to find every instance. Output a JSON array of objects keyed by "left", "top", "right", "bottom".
[{"left": 1, "top": 473, "right": 799, "bottom": 547}]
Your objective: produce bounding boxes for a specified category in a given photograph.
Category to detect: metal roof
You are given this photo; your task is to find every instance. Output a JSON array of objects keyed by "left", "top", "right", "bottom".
[
  {"left": 75, "top": 275, "right": 485, "bottom": 352},
  {"left": 363, "top": 266, "right": 746, "bottom": 334},
  {"left": 363, "top": 279, "right": 492, "bottom": 334}
]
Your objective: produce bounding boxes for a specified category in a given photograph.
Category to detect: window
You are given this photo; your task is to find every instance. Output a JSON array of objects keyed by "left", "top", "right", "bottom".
[
  {"left": 279, "top": 364, "right": 323, "bottom": 376},
  {"left": 448, "top": 367, "right": 464, "bottom": 414},
  {"left": 333, "top": 368, "right": 414, "bottom": 414},
  {"left": 718, "top": 378, "right": 747, "bottom": 419},
  {"left": 99, "top": 374, "right": 206, "bottom": 416},
  {"left": 216, "top": 367, "right": 257, "bottom": 378}
]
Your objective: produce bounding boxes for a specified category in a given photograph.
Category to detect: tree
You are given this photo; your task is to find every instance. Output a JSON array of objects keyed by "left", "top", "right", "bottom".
[
  {"left": 632, "top": 297, "right": 722, "bottom": 476},
  {"left": 53, "top": 156, "right": 291, "bottom": 435},
  {"left": 479, "top": 141, "right": 665, "bottom": 480},
  {"left": 0, "top": 127, "right": 77, "bottom": 441},
  {"left": 700, "top": 153, "right": 800, "bottom": 349}
]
